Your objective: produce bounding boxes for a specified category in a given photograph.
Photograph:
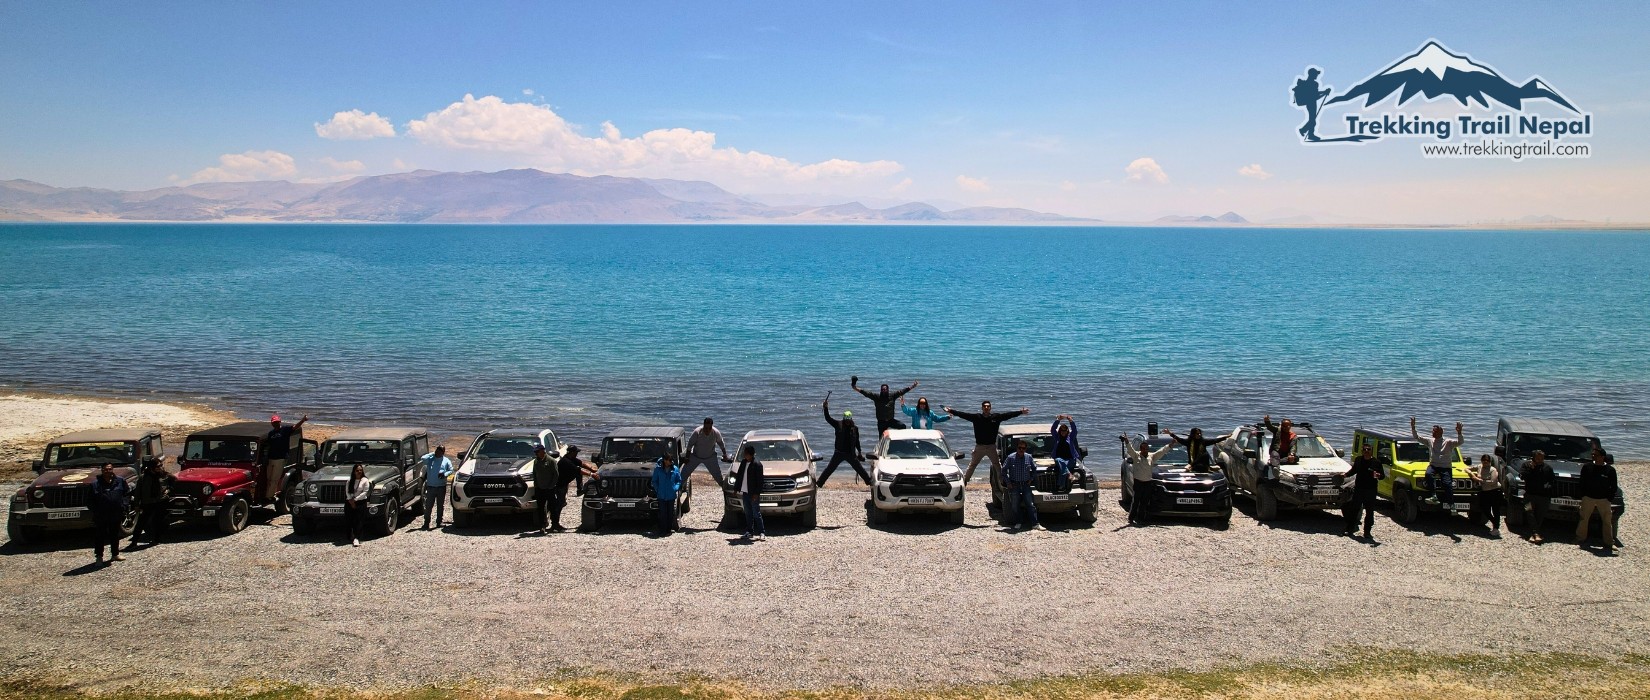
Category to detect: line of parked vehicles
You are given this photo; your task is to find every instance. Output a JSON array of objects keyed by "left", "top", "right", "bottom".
[{"left": 6, "top": 413, "right": 1627, "bottom": 545}]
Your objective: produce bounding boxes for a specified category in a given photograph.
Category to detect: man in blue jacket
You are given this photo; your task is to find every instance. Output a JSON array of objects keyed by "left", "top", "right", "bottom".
[
  {"left": 1049, "top": 415, "right": 1081, "bottom": 492},
  {"left": 89, "top": 464, "right": 131, "bottom": 564},
  {"left": 651, "top": 453, "right": 683, "bottom": 536},
  {"left": 420, "top": 445, "right": 455, "bottom": 530}
]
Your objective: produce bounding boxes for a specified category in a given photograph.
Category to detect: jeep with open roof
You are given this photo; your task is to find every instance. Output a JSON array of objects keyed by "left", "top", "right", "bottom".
[
  {"left": 1351, "top": 427, "right": 1477, "bottom": 524},
  {"left": 169, "top": 421, "right": 317, "bottom": 534},
  {"left": 450, "top": 427, "right": 567, "bottom": 527},
  {"left": 9, "top": 428, "right": 162, "bottom": 545},
  {"left": 992, "top": 422, "right": 1099, "bottom": 526},
  {"left": 1495, "top": 417, "right": 1625, "bottom": 528},
  {"left": 1214, "top": 420, "right": 1351, "bottom": 520},
  {"left": 722, "top": 429, "right": 821, "bottom": 530},
  {"left": 1119, "top": 424, "right": 1232, "bottom": 528},
  {"left": 290, "top": 427, "right": 430, "bottom": 537},
  {"left": 581, "top": 426, "right": 691, "bottom": 532}
]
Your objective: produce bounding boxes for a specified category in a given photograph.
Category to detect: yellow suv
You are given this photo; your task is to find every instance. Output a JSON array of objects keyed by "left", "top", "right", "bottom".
[{"left": 1351, "top": 427, "right": 1479, "bottom": 524}]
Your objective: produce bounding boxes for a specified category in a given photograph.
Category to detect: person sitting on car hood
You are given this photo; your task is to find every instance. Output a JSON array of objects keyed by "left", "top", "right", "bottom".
[
  {"left": 1049, "top": 415, "right": 1081, "bottom": 492},
  {"left": 1165, "top": 428, "right": 1218, "bottom": 473}
]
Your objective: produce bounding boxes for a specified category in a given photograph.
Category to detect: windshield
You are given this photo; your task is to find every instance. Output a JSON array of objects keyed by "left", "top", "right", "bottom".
[
  {"left": 46, "top": 442, "right": 136, "bottom": 468},
  {"left": 1395, "top": 441, "right": 1463, "bottom": 463},
  {"left": 740, "top": 439, "right": 808, "bottom": 462},
  {"left": 1142, "top": 438, "right": 1190, "bottom": 466},
  {"left": 1004, "top": 434, "right": 1053, "bottom": 458},
  {"left": 884, "top": 439, "right": 951, "bottom": 459},
  {"left": 1293, "top": 436, "right": 1339, "bottom": 459},
  {"left": 471, "top": 436, "right": 540, "bottom": 460},
  {"left": 321, "top": 440, "right": 400, "bottom": 465},
  {"left": 602, "top": 438, "right": 673, "bottom": 462},
  {"left": 184, "top": 439, "right": 258, "bottom": 462},
  {"left": 1507, "top": 433, "right": 1598, "bottom": 462}
]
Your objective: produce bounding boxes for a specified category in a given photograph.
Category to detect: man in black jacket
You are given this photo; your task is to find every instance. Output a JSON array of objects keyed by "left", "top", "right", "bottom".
[
  {"left": 946, "top": 401, "right": 1031, "bottom": 484},
  {"left": 1342, "top": 442, "right": 1385, "bottom": 539},
  {"left": 1522, "top": 450, "right": 1557, "bottom": 543},
  {"left": 732, "top": 444, "right": 767, "bottom": 541},
  {"left": 550, "top": 445, "right": 596, "bottom": 533},
  {"left": 530, "top": 445, "right": 558, "bottom": 535},
  {"left": 130, "top": 458, "right": 176, "bottom": 547},
  {"left": 815, "top": 398, "right": 871, "bottom": 486},
  {"left": 1576, "top": 447, "right": 1619, "bottom": 555},
  {"left": 851, "top": 376, "right": 918, "bottom": 435},
  {"left": 88, "top": 464, "right": 130, "bottom": 564}
]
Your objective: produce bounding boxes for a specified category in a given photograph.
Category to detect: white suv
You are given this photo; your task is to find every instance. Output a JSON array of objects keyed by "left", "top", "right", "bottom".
[
  {"left": 450, "top": 428, "right": 566, "bottom": 527},
  {"left": 868, "top": 429, "right": 965, "bottom": 525}
]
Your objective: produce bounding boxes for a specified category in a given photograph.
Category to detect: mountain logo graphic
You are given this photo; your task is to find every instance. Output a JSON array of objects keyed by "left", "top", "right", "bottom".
[{"left": 1328, "top": 40, "right": 1576, "bottom": 112}]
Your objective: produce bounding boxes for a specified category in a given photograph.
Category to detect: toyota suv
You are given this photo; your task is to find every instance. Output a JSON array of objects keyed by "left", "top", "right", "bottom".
[
  {"left": 450, "top": 427, "right": 567, "bottom": 527},
  {"left": 581, "top": 427, "right": 691, "bottom": 532},
  {"left": 722, "top": 429, "right": 820, "bottom": 530},
  {"left": 1495, "top": 418, "right": 1624, "bottom": 528},
  {"left": 1350, "top": 427, "right": 1477, "bottom": 524},
  {"left": 291, "top": 427, "right": 430, "bottom": 538},
  {"left": 170, "top": 421, "right": 317, "bottom": 534},
  {"left": 1215, "top": 421, "right": 1351, "bottom": 521},
  {"left": 992, "top": 422, "right": 1099, "bottom": 526},
  {"left": 1119, "top": 425, "right": 1232, "bottom": 528},
  {"left": 9, "top": 429, "right": 162, "bottom": 545},
  {"left": 868, "top": 428, "right": 965, "bottom": 525}
]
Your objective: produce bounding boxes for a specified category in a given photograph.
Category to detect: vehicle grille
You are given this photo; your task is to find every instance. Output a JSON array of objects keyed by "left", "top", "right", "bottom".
[
  {"left": 467, "top": 476, "right": 526, "bottom": 497},
  {"left": 603, "top": 476, "right": 651, "bottom": 498},
  {"left": 1553, "top": 478, "right": 1582, "bottom": 499},
  {"left": 44, "top": 487, "right": 88, "bottom": 509},
  {"left": 1294, "top": 474, "right": 1344, "bottom": 487},
  {"left": 889, "top": 474, "right": 951, "bottom": 497},
  {"left": 317, "top": 483, "right": 346, "bottom": 504},
  {"left": 1159, "top": 480, "right": 1216, "bottom": 493},
  {"left": 167, "top": 495, "right": 197, "bottom": 509},
  {"left": 1033, "top": 472, "right": 1063, "bottom": 492},
  {"left": 761, "top": 477, "right": 801, "bottom": 493}
]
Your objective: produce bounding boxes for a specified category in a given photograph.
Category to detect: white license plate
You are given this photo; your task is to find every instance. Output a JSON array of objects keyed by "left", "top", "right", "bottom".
[
  {"left": 320, "top": 507, "right": 344, "bottom": 515},
  {"left": 480, "top": 498, "right": 503, "bottom": 504},
  {"left": 1551, "top": 498, "right": 1580, "bottom": 508},
  {"left": 1313, "top": 487, "right": 1339, "bottom": 497},
  {"left": 1176, "top": 497, "right": 1202, "bottom": 505},
  {"left": 1043, "top": 494, "right": 1069, "bottom": 502},
  {"left": 202, "top": 507, "right": 217, "bottom": 516},
  {"left": 1451, "top": 502, "right": 1473, "bottom": 511},
  {"left": 168, "top": 510, "right": 187, "bottom": 516},
  {"left": 47, "top": 511, "right": 80, "bottom": 520},
  {"left": 907, "top": 497, "right": 937, "bottom": 505},
  {"left": 617, "top": 502, "right": 636, "bottom": 508},
  {"left": 759, "top": 496, "right": 782, "bottom": 503}
]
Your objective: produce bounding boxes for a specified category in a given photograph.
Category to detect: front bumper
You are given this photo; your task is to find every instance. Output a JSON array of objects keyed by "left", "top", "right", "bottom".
[
  {"left": 1265, "top": 481, "right": 1350, "bottom": 509},
  {"left": 1030, "top": 488, "right": 1098, "bottom": 512},
  {"left": 872, "top": 483, "right": 964, "bottom": 512},
  {"left": 294, "top": 500, "right": 387, "bottom": 519},
  {"left": 583, "top": 496, "right": 664, "bottom": 518},
  {"left": 452, "top": 485, "right": 536, "bottom": 514},
  {"left": 163, "top": 496, "right": 223, "bottom": 520},
  {"left": 724, "top": 489, "right": 816, "bottom": 515},
  {"left": 1511, "top": 491, "right": 1627, "bottom": 520},
  {"left": 8, "top": 507, "right": 97, "bottom": 531}
]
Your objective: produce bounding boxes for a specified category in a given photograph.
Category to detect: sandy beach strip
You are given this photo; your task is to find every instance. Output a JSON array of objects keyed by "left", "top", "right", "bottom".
[{"left": 0, "top": 391, "right": 236, "bottom": 476}]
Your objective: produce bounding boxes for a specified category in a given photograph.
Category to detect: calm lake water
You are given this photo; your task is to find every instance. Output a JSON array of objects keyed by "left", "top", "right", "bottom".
[{"left": 2, "top": 223, "right": 1647, "bottom": 458}]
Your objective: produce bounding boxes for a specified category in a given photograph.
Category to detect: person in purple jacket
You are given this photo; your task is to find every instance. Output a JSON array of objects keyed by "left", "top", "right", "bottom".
[{"left": 1049, "top": 415, "right": 1081, "bottom": 492}]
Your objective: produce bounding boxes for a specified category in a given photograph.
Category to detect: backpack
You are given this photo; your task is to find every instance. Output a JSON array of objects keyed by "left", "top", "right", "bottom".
[{"left": 1292, "top": 79, "right": 1317, "bottom": 106}]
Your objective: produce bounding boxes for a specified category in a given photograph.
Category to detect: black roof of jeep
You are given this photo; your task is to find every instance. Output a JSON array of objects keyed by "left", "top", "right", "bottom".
[
  {"left": 1497, "top": 418, "right": 1595, "bottom": 439},
  {"left": 605, "top": 426, "right": 686, "bottom": 439}
]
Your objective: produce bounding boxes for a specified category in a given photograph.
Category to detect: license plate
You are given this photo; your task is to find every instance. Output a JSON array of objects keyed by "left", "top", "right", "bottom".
[
  {"left": 202, "top": 507, "right": 217, "bottom": 516},
  {"left": 759, "top": 496, "right": 782, "bottom": 503},
  {"left": 1043, "top": 494, "right": 1069, "bottom": 502},
  {"left": 480, "top": 498, "right": 503, "bottom": 504},
  {"left": 1451, "top": 502, "right": 1473, "bottom": 511},
  {"left": 168, "top": 510, "right": 187, "bottom": 516},
  {"left": 907, "top": 497, "right": 937, "bottom": 505},
  {"left": 47, "top": 511, "right": 80, "bottom": 520},
  {"left": 617, "top": 502, "right": 636, "bottom": 508},
  {"left": 1551, "top": 497, "right": 1580, "bottom": 508},
  {"left": 320, "top": 507, "right": 344, "bottom": 515},
  {"left": 1176, "top": 497, "right": 1202, "bottom": 505},
  {"left": 1313, "top": 487, "right": 1339, "bottom": 496}
]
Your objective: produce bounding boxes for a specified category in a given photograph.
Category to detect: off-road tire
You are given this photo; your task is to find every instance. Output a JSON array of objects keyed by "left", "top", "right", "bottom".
[
  {"left": 802, "top": 506, "right": 818, "bottom": 529},
  {"left": 722, "top": 503, "right": 744, "bottom": 532},
  {"left": 1254, "top": 487, "right": 1279, "bottom": 521},
  {"left": 948, "top": 508, "right": 965, "bottom": 526},
  {"left": 7, "top": 521, "right": 37, "bottom": 546},
  {"left": 1393, "top": 487, "right": 1420, "bottom": 524},
  {"left": 273, "top": 489, "right": 291, "bottom": 516},
  {"left": 291, "top": 513, "right": 315, "bottom": 536},
  {"left": 118, "top": 508, "right": 139, "bottom": 537},
  {"left": 1505, "top": 495, "right": 1526, "bottom": 527},
  {"left": 1076, "top": 502, "right": 1097, "bottom": 526},
  {"left": 217, "top": 499, "right": 250, "bottom": 534},
  {"left": 451, "top": 509, "right": 473, "bottom": 528},
  {"left": 1216, "top": 513, "right": 1232, "bottom": 530},
  {"left": 580, "top": 503, "right": 602, "bottom": 532},
  {"left": 369, "top": 497, "right": 397, "bottom": 537},
  {"left": 868, "top": 504, "right": 889, "bottom": 526}
]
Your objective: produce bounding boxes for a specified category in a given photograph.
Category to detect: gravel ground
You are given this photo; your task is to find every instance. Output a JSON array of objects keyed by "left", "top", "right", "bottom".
[{"left": 1, "top": 468, "right": 1646, "bottom": 692}]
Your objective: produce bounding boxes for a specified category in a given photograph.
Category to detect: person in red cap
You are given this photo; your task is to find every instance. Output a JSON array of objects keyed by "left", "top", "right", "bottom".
[{"left": 266, "top": 413, "right": 309, "bottom": 494}]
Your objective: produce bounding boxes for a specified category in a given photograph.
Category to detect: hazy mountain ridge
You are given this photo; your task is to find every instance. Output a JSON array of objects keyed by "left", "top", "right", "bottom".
[{"left": 0, "top": 169, "right": 1088, "bottom": 224}]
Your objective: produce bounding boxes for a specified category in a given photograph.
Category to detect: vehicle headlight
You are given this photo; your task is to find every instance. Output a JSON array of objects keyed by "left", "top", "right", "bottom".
[
  {"left": 306, "top": 482, "right": 318, "bottom": 496},
  {"left": 12, "top": 491, "right": 26, "bottom": 503},
  {"left": 201, "top": 484, "right": 214, "bottom": 496},
  {"left": 455, "top": 471, "right": 471, "bottom": 482},
  {"left": 877, "top": 471, "right": 894, "bottom": 483},
  {"left": 32, "top": 489, "right": 45, "bottom": 500},
  {"left": 944, "top": 470, "right": 963, "bottom": 483},
  {"left": 371, "top": 483, "right": 385, "bottom": 494}
]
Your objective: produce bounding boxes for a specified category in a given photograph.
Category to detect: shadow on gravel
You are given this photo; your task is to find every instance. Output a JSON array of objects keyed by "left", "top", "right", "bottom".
[
  {"left": 1, "top": 533, "right": 94, "bottom": 555},
  {"left": 1229, "top": 498, "right": 1350, "bottom": 537},
  {"left": 62, "top": 561, "right": 107, "bottom": 576}
]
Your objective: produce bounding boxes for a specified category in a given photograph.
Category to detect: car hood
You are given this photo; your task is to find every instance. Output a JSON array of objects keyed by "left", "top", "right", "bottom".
[
  {"left": 1280, "top": 457, "right": 1351, "bottom": 476},
  {"left": 307, "top": 464, "right": 399, "bottom": 483},
  {"left": 1509, "top": 457, "right": 1589, "bottom": 480},
  {"left": 463, "top": 457, "right": 532, "bottom": 476},
  {"left": 1153, "top": 467, "right": 1226, "bottom": 483},
  {"left": 175, "top": 466, "right": 253, "bottom": 486},
  {"left": 752, "top": 460, "right": 811, "bottom": 479},
  {"left": 30, "top": 467, "right": 136, "bottom": 488},
  {"left": 596, "top": 462, "right": 657, "bottom": 478},
  {"left": 875, "top": 458, "right": 960, "bottom": 475}
]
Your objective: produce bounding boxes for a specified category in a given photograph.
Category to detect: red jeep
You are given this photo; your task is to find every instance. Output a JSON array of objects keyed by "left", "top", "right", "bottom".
[{"left": 170, "top": 421, "right": 316, "bottom": 534}]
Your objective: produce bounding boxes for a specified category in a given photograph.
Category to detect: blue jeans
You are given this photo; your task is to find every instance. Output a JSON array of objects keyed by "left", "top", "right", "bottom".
[
  {"left": 741, "top": 492, "right": 766, "bottom": 536},
  {"left": 1427, "top": 467, "right": 1455, "bottom": 509},
  {"left": 1053, "top": 458, "right": 1074, "bottom": 490},
  {"left": 1011, "top": 480, "right": 1038, "bottom": 529}
]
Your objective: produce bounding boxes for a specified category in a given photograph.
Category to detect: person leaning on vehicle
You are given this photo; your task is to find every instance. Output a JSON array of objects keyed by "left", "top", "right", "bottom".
[
  {"left": 852, "top": 375, "right": 918, "bottom": 434},
  {"left": 1576, "top": 446, "right": 1619, "bottom": 555},
  {"left": 531, "top": 444, "right": 558, "bottom": 535},
  {"left": 946, "top": 401, "right": 1030, "bottom": 484},
  {"left": 1412, "top": 416, "right": 1464, "bottom": 511},
  {"left": 345, "top": 463, "right": 370, "bottom": 547},
  {"left": 131, "top": 457, "right": 176, "bottom": 547},
  {"left": 89, "top": 463, "right": 131, "bottom": 564},
  {"left": 1123, "top": 437, "right": 1174, "bottom": 526},
  {"left": 683, "top": 417, "right": 730, "bottom": 489},
  {"left": 733, "top": 443, "right": 767, "bottom": 541},
  {"left": 900, "top": 395, "right": 950, "bottom": 430},
  {"left": 1475, "top": 453, "right": 1503, "bottom": 537},
  {"left": 1522, "top": 450, "right": 1557, "bottom": 544},
  {"left": 815, "top": 399, "right": 871, "bottom": 487},
  {"left": 1165, "top": 427, "right": 1218, "bottom": 473},
  {"left": 550, "top": 445, "right": 596, "bottom": 532},
  {"left": 265, "top": 413, "right": 309, "bottom": 480},
  {"left": 420, "top": 445, "right": 454, "bottom": 530},
  {"left": 651, "top": 453, "right": 683, "bottom": 537},
  {"left": 1342, "top": 442, "right": 1384, "bottom": 539},
  {"left": 1004, "top": 439, "right": 1042, "bottom": 532}
]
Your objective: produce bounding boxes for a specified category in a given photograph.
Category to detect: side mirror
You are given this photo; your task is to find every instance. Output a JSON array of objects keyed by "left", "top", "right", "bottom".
[
  {"left": 1335, "top": 449, "right": 1345, "bottom": 458},
  {"left": 1493, "top": 445, "right": 1505, "bottom": 458},
  {"left": 810, "top": 452, "right": 822, "bottom": 462},
  {"left": 1078, "top": 447, "right": 1089, "bottom": 458},
  {"left": 592, "top": 456, "right": 604, "bottom": 465},
  {"left": 548, "top": 451, "right": 560, "bottom": 460},
  {"left": 32, "top": 460, "right": 45, "bottom": 474},
  {"left": 953, "top": 451, "right": 967, "bottom": 460},
  {"left": 1242, "top": 449, "right": 1259, "bottom": 460},
  {"left": 457, "top": 451, "right": 467, "bottom": 461},
  {"left": 867, "top": 454, "right": 880, "bottom": 461},
  {"left": 1379, "top": 454, "right": 1393, "bottom": 465}
]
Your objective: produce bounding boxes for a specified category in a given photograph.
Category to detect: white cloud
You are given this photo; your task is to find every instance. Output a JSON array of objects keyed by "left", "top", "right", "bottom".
[
  {"left": 403, "top": 94, "right": 902, "bottom": 186},
  {"left": 890, "top": 177, "right": 913, "bottom": 194},
  {"left": 315, "top": 109, "right": 396, "bottom": 140},
  {"left": 1238, "top": 163, "right": 1272, "bottom": 180},
  {"left": 392, "top": 158, "right": 410, "bottom": 171},
  {"left": 522, "top": 88, "right": 535, "bottom": 96},
  {"left": 1059, "top": 180, "right": 1078, "bottom": 192},
  {"left": 184, "top": 150, "right": 297, "bottom": 184},
  {"left": 319, "top": 156, "right": 365, "bottom": 173},
  {"left": 1125, "top": 157, "right": 1169, "bottom": 184},
  {"left": 955, "top": 174, "right": 990, "bottom": 192}
]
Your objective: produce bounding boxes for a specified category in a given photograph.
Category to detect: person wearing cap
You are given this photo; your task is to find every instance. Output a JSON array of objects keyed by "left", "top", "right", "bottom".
[
  {"left": 551, "top": 445, "right": 597, "bottom": 532},
  {"left": 530, "top": 444, "right": 559, "bottom": 534},
  {"left": 816, "top": 397, "right": 871, "bottom": 486},
  {"left": 419, "top": 445, "right": 454, "bottom": 530},
  {"left": 265, "top": 413, "right": 309, "bottom": 486},
  {"left": 683, "top": 417, "right": 731, "bottom": 490},
  {"left": 1003, "top": 438, "right": 1042, "bottom": 531}
]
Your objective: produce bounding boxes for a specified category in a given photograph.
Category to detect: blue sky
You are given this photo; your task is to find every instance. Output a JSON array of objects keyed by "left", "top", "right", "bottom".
[{"left": 2, "top": 1, "right": 1647, "bottom": 223}]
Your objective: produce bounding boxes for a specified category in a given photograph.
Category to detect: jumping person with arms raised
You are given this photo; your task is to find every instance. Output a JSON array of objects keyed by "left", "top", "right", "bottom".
[
  {"left": 851, "top": 376, "right": 919, "bottom": 435},
  {"left": 900, "top": 395, "right": 950, "bottom": 430},
  {"left": 946, "top": 400, "right": 1030, "bottom": 484},
  {"left": 816, "top": 396, "right": 871, "bottom": 487}
]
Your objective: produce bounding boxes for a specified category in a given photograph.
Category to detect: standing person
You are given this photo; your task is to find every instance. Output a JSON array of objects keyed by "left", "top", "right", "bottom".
[
  {"left": 420, "top": 445, "right": 454, "bottom": 530},
  {"left": 550, "top": 445, "right": 596, "bottom": 532},
  {"left": 683, "top": 417, "right": 731, "bottom": 489},
  {"left": 815, "top": 398, "right": 871, "bottom": 486},
  {"left": 1411, "top": 417, "right": 1465, "bottom": 513},
  {"left": 1260, "top": 416, "right": 1298, "bottom": 481},
  {"left": 946, "top": 401, "right": 1031, "bottom": 484},
  {"left": 1576, "top": 447, "right": 1618, "bottom": 555},
  {"left": 345, "top": 463, "right": 370, "bottom": 547},
  {"left": 1165, "top": 428, "right": 1219, "bottom": 473},
  {"left": 1049, "top": 415, "right": 1082, "bottom": 492},
  {"left": 1342, "top": 442, "right": 1385, "bottom": 538},
  {"left": 1522, "top": 450, "right": 1557, "bottom": 544},
  {"left": 265, "top": 413, "right": 310, "bottom": 483},
  {"left": 1003, "top": 439, "right": 1042, "bottom": 531},
  {"left": 733, "top": 444, "right": 767, "bottom": 541},
  {"left": 900, "top": 396, "right": 950, "bottom": 430},
  {"left": 88, "top": 464, "right": 130, "bottom": 563},
  {"left": 1122, "top": 437, "right": 1175, "bottom": 526},
  {"left": 852, "top": 376, "right": 918, "bottom": 434},
  {"left": 1475, "top": 454, "right": 1504, "bottom": 537},
  {"left": 130, "top": 458, "right": 176, "bottom": 547},
  {"left": 530, "top": 444, "right": 558, "bottom": 534},
  {"left": 650, "top": 453, "right": 683, "bottom": 537}
]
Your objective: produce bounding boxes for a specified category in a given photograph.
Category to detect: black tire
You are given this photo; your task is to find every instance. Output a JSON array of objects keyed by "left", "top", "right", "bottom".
[
  {"left": 1393, "top": 487, "right": 1420, "bottom": 524},
  {"left": 580, "top": 502, "right": 602, "bottom": 532},
  {"left": 451, "top": 509, "right": 473, "bottom": 528},
  {"left": 7, "top": 521, "right": 37, "bottom": 546},
  {"left": 802, "top": 506, "right": 818, "bottom": 529},
  {"left": 1215, "top": 514, "right": 1232, "bottom": 530},
  {"left": 1077, "top": 502, "right": 1097, "bottom": 526},
  {"left": 291, "top": 514, "right": 315, "bottom": 536},
  {"left": 1505, "top": 495, "right": 1526, "bottom": 527},
  {"left": 118, "top": 508, "right": 139, "bottom": 537},
  {"left": 369, "top": 498, "right": 397, "bottom": 537},
  {"left": 1254, "top": 488, "right": 1279, "bottom": 521},
  {"left": 868, "top": 504, "right": 889, "bottom": 525},
  {"left": 722, "top": 504, "right": 744, "bottom": 532},
  {"left": 949, "top": 508, "right": 965, "bottom": 526},
  {"left": 217, "top": 499, "right": 250, "bottom": 534}
]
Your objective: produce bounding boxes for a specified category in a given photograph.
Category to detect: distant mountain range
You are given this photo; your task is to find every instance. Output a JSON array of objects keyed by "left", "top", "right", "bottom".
[
  {"left": 1153, "top": 211, "right": 1249, "bottom": 224},
  {"left": 0, "top": 169, "right": 1091, "bottom": 224}
]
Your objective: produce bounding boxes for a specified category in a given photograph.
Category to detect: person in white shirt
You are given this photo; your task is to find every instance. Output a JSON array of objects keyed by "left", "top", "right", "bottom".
[
  {"left": 683, "top": 417, "right": 730, "bottom": 489},
  {"left": 1475, "top": 453, "right": 1503, "bottom": 536},
  {"left": 1121, "top": 436, "right": 1175, "bottom": 526},
  {"left": 345, "top": 463, "right": 371, "bottom": 547},
  {"left": 1412, "top": 416, "right": 1464, "bottom": 512}
]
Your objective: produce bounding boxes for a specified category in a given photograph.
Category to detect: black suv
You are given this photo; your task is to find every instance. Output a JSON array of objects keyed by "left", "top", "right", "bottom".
[
  {"left": 1119, "top": 425, "right": 1232, "bottom": 528},
  {"left": 581, "top": 427, "right": 691, "bottom": 532},
  {"left": 1496, "top": 418, "right": 1624, "bottom": 529}
]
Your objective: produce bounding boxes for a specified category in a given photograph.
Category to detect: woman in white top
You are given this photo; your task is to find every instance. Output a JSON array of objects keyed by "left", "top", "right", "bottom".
[
  {"left": 346, "top": 463, "right": 371, "bottom": 546},
  {"left": 1475, "top": 454, "right": 1503, "bottom": 536}
]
